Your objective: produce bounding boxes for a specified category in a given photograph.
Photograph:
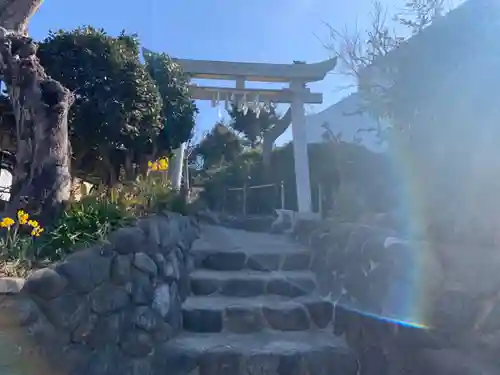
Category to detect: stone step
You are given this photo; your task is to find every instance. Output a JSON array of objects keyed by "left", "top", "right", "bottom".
[
  {"left": 182, "top": 295, "right": 334, "bottom": 333},
  {"left": 159, "top": 331, "right": 358, "bottom": 375},
  {"left": 189, "top": 270, "right": 317, "bottom": 297},
  {"left": 192, "top": 249, "right": 312, "bottom": 271}
]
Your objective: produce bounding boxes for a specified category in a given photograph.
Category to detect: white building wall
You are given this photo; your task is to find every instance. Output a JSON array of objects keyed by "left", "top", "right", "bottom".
[
  {"left": 0, "top": 169, "right": 11, "bottom": 201},
  {"left": 305, "top": 93, "right": 387, "bottom": 152}
]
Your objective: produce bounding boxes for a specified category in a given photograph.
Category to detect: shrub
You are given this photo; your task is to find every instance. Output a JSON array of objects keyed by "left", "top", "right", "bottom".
[
  {"left": 8, "top": 157, "right": 190, "bottom": 263},
  {"left": 107, "top": 157, "right": 188, "bottom": 216},
  {"left": 37, "top": 195, "right": 135, "bottom": 261},
  {"left": 126, "top": 173, "right": 174, "bottom": 215},
  {"left": 168, "top": 193, "right": 188, "bottom": 215}
]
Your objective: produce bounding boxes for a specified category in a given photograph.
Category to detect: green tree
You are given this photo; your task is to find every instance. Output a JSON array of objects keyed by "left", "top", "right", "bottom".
[
  {"left": 143, "top": 49, "right": 198, "bottom": 153},
  {"left": 37, "top": 27, "right": 164, "bottom": 185},
  {"left": 228, "top": 103, "right": 273, "bottom": 147},
  {"left": 228, "top": 103, "right": 291, "bottom": 166},
  {"left": 195, "top": 122, "right": 243, "bottom": 170}
]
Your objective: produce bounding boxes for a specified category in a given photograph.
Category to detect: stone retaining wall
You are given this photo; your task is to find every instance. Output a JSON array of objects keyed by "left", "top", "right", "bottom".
[
  {"left": 0, "top": 212, "right": 199, "bottom": 375},
  {"left": 309, "top": 221, "right": 500, "bottom": 374}
]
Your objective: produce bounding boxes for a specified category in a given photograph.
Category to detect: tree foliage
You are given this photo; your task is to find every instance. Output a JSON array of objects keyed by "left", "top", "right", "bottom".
[
  {"left": 195, "top": 122, "right": 242, "bottom": 169},
  {"left": 228, "top": 103, "right": 277, "bottom": 146},
  {"left": 37, "top": 27, "right": 164, "bottom": 184},
  {"left": 33, "top": 28, "right": 198, "bottom": 186},
  {"left": 228, "top": 103, "right": 292, "bottom": 166},
  {"left": 143, "top": 49, "right": 198, "bottom": 152}
]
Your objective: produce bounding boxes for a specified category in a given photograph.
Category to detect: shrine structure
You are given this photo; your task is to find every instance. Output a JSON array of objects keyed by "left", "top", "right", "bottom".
[{"left": 163, "top": 53, "right": 337, "bottom": 214}]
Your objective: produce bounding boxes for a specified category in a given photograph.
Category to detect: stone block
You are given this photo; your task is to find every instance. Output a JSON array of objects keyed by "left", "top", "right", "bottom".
[
  {"left": 0, "top": 277, "right": 25, "bottom": 294},
  {"left": 108, "top": 226, "right": 146, "bottom": 255},
  {"left": 133, "top": 252, "right": 158, "bottom": 277},
  {"left": 183, "top": 308, "right": 223, "bottom": 333},
  {"left": 246, "top": 254, "right": 281, "bottom": 271},
  {"left": 225, "top": 305, "right": 265, "bottom": 333},
  {"left": 302, "top": 300, "right": 333, "bottom": 329},
  {"left": 262, "top": 305, "right": 310, "bottom": 331},
  {"left": 202, "top": 252, "right": 247, "bottom": 271},
  {"left": 56, "top": 247, "right": 111, "bottom": 293},
  {"left": 220, "top": 278, "right": 266, "bottom": 297},
  {"left": 23, "top": 269, "right": 67, "bottom": 299},
  {"left": 0, "top": 211, "right": 198, "bottom": 375}
]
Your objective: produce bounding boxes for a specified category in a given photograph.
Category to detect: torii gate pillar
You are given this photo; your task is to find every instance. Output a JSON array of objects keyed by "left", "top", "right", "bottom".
[
  {"left": 290, "top": 80, "right": 312, "bottom": 213},
  {"left": 170, "top": 143, "right": 185, "bottom": 190}
]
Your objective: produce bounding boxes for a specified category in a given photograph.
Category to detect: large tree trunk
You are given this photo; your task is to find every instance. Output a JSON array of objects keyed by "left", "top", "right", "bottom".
[
  {"left": 0, "top": 0, "right": 42, "bottom": 34},
  {"left": 262, "top": 107, "right": 291, "bottom": 167},
  {"left": 0, "top": 29, "right": 73, "bottom": 226}
]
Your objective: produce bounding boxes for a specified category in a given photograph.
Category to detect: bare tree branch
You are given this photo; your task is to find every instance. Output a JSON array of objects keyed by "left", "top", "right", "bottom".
[
  {"left": 323, "top": 1, "right": 403, "bottom": 82},
  {"left": 321, "top": 0, "right": 451, "bottom": 138},
  {"left": 396, "top": 0, "right": 446, "bottom": 35}
]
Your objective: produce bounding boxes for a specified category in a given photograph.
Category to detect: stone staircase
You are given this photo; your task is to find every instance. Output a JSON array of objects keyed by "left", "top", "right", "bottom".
[{"left": 162, "top": 225, "right": 358, "bottom": 375}]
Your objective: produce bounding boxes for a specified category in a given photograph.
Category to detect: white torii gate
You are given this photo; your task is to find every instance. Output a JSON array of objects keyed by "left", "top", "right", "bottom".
[{"left": 169, "top": 56, "right": 337, "bottom": 215}]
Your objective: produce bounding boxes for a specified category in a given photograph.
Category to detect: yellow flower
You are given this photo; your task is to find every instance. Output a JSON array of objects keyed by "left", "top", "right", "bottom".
[
  {"left": 27, "top": 219, "right": 39, "bottom": 228},
  {"left": 148, "top": 161, "right": 153, "bottom": 168},
  {"left": 158, "top": 158, "right": 168, "bottom": 171},
  {"left": 0, "top": 217, "right": 14, "bottom": 228},
  {"left": 151, "top": 162, "right": 159, "bottom": 171},
  {"left": 17, "top": 210, "right": 29, "bottom": 224},
  {"left": 31, "top": 227, "right": 44, "bottom": 237}
]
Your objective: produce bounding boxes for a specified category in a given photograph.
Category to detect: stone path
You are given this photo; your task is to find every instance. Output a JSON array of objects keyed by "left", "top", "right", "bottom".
[{"left": 166, "top": 224, "right": 358, "bottom": 374}]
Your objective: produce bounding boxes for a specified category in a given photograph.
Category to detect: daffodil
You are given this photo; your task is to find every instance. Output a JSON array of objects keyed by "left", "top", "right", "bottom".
[
  {"left": 148, "top": 161, "right": 153, "bottom": 168},
  {"left": 27, "top": 219, "right": 39, "bottom": 228},
  {"left": 158, "top": 158, "right": 168, "bottom": 171},
  {"left": 17, "top": 210, "right": 29, "bottom": 225},
  {"left": 0, "top": 217, "right": 14, "bottom": 228},
  {"left": 31, "top": 227, "right": 44, "bottom": 237},
  {"left": 151, "top": 162, "right": 159, "bottom": 171}
]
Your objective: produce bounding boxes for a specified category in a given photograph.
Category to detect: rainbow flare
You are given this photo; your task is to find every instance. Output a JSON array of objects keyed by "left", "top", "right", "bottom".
[
  {"left": 378, "top": 134, "right": 436, "bottom": 330},
  {"left": 334, "top": 132, "right": 440, "bottom": 331}
]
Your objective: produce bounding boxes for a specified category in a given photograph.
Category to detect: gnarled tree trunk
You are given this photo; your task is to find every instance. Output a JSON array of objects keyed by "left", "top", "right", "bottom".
[
  {"left": 0, "top": 1, "right": 73, "bottom": 226},
  {"left": 0, "top": 0, "right": 42, "bottom": 34},
  {"left": 262, "top": 107, "right": 291, "bottom": 167}
]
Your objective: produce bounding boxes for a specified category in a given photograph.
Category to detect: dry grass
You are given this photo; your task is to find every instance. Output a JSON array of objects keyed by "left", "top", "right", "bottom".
[{"left": 0, "top": 259, "right": 43, "bottom": 278}]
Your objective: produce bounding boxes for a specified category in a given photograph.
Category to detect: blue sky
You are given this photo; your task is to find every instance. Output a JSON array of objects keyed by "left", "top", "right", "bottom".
[{"left": 28, "top": 0, "right": 430, "bottom": 144}]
